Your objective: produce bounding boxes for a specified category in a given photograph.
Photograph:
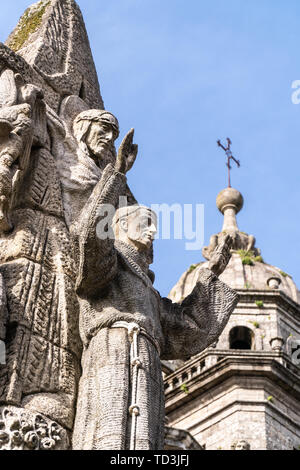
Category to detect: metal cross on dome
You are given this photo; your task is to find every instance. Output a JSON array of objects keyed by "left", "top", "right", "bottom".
[{"left": 217, "top": 137, "right": 240, "bottom": 188}]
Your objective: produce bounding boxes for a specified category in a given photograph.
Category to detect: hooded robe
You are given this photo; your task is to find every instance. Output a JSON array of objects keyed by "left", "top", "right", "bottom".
[{"left": 71, "top": 164, "right": 239, "bottom": 450}]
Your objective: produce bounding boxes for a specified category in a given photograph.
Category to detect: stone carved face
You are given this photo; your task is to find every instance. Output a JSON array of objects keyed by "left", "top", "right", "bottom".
[
  {"left": 116, "top": 207, "right": 157, "bottom": 251},
  {"left": 235, "top": 440, "right": 250, "bottom": 450},
  {"left": 85, "top": 120, "right": 117, "bottom": 157},
  {"left": 73, "top": 110, "right": 119, "bottom": 168}
]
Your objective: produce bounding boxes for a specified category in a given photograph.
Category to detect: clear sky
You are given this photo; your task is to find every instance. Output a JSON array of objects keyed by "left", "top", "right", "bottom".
[{"left": 1, "top": 0, "right": 300, "bottom": 296}]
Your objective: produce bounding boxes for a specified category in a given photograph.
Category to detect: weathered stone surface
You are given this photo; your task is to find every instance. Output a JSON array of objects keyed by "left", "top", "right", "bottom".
[
  {"left": 165, "top": 348, "right": 300, "bottom": 449},
  {"left": 0, "top": 69, "right": 18, "bottom": 108},
  {"left": 0, "top": 257, "right": 79, "bottom": 351},
  {"left": 15, "top": 148, "right": 64, "bottom": 217},
  {"left": 0, "top": 274, "right": 7, "bottom": 344},
  {"left": 0, "top": 0, "right": 138, "bottom": 450},
  {"left": 164, "top": 426, "right": 203, "bottom": 450},
  {"left": 6, "top": 0, "right": 104, "bottom": 111},
  {"left": 0, "top": 41, "right": 81, "bottom": 443},
  {"left": 0, "top": 43, "right": 58, "bottom": 113},
  {"left": 0, "top": 405, "right": 69, "bottom": 450}
]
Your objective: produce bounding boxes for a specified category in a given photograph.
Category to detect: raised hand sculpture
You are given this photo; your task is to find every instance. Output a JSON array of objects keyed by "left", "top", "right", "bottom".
[{"left": 71, "top": 129, "right": 238, "bottom": 450}]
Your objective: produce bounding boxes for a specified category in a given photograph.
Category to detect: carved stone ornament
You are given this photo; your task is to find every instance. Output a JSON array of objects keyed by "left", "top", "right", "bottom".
[
  {"left": 231, "top": 439, "right": 251, "bottom": 450},
  {"left": 269, "top": 336, "right": 284, "bottom": 351},
  {"left": 0, "top": 406, "right": 69, "bottom": 450}
]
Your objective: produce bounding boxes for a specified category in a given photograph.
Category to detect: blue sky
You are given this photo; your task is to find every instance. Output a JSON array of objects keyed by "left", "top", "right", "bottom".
[{"left": 1, "top": 0, "right": 300, "bottom": 296}]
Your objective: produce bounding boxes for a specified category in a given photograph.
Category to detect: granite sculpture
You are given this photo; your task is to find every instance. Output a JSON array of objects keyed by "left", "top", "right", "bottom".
[
  {"left": 71, "top": 136, "right": 238, "bottom": 449},
  {"left": 0, "top": 0, "right": 238, "bottom": 450},
  {"left": 0, "top": 0, "right": 105, "bottom": 450}
]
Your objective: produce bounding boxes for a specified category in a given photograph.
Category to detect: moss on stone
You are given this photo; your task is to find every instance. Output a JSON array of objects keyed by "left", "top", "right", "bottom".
[
  {"left": 237, "top": 249, "right": 253, "bottom": 258},
  {"left": 279, "top": 270, "right": 290, "bottom": 278},
  {"left": 242, "top": 256, "right": 254, "bottom": 266},
  {"left": 238, "top": 250, "right": 254, "bottom": 265},
  {"left": 188, "top": 264, "right": 199, "bottom": 273},
  {"left": 237, "top": 249, "right": 264, "bottom": 265},
  {"left": 7, "top": 1, "right": 50, "bottom": 52},
  {"left": 180, "top": 383, "right": 189, "bottom": 394},
  {"left": 255, "top": 300, "right": 264, "bottom": 308}
]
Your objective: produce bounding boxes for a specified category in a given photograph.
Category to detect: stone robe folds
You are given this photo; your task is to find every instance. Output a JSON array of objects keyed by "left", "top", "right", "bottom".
[{"left": 71, "top": 164, "right": 239, "bottom": 450}]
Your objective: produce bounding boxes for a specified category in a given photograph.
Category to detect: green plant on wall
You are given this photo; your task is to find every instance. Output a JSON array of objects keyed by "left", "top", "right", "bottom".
[
  {"left": 249, "top": 320, "right": 260, "bottom": 328},
  {"left": 238, "top": 249, "right": 264, "bottom": 265},
  {"left": 279, "top": 270, "right": 290, "bottom": 278},
  {"left": 188, "top": 264, "right": 199, "bottom": 273},
  {"left": 239, "top": 250, "right": 254, "bottom": 266},
  {"left": 180, "top": 383, "right": 189, "bottom": 395},
  {"left": 255, "top": 300, "right": 264, "bottom": 308}
]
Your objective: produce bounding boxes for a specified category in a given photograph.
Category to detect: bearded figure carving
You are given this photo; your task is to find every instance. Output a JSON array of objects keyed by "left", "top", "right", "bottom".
[{"left": 56, "top": 107, "right": 136, "bottom": 227}]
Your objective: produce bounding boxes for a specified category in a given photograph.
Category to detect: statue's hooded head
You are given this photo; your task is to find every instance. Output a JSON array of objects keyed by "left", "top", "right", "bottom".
[
  {"left": 73, "top": 109, "right": 119, "bottom": 167},
  {"left": 112, "top": 205, "right": 157, "bottom": 261}
]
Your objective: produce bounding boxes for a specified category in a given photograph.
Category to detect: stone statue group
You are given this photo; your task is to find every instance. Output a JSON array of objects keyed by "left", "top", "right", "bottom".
[{"left": 0, "top": 0, "right": 238, "bottom": 450}]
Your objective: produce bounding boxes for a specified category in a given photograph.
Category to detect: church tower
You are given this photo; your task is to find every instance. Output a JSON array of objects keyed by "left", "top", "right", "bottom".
[{"left": 164, "top": 187, "right": 300, "bottom": 450}]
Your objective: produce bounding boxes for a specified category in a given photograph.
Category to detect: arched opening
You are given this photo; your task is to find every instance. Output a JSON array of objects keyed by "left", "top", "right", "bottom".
[{"left": 229, "top": 326, "right": 253, "bottom": 350}]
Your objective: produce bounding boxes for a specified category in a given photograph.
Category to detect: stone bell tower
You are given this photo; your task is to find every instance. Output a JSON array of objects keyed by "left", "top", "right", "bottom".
[{"left": 165, "top": 187, "right": 300, "bottom": 450}]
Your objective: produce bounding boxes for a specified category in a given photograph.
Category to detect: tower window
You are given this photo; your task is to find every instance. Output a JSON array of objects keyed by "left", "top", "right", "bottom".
[{"left": 230, "top": 326, "right": 253, "bottom": 350}]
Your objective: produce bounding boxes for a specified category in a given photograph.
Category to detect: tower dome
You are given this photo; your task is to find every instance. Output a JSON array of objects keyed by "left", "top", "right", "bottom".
[
  {"left": 169, "top": 187, "right": 300, "bottom": 304},
  {"left": 169, "top": 253, "right": 300, "bottom": 305}
]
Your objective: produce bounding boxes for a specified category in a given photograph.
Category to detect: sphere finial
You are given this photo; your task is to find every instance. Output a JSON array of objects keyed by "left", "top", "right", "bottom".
[{"left": 216, "top": 187, "right": 244, "bottom": 215}]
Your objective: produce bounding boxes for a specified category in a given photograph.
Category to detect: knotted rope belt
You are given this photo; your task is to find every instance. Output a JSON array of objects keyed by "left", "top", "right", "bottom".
[{"left": 111, "top": 321, "right": 160, "bottom": 450}]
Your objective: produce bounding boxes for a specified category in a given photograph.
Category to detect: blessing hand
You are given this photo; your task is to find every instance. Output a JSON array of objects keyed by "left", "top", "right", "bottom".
[
  {"left": 115, "top": 128, "right": 138, "bottom": 174},
  {"left": 208, "top": 234, "right": 233, "bottom": 277}
]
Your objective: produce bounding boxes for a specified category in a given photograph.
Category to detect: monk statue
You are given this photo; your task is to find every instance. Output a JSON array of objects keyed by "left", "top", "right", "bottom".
[{"left": 71, "top": 130, "right": 239, "bottom": 450}]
